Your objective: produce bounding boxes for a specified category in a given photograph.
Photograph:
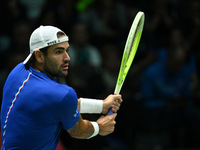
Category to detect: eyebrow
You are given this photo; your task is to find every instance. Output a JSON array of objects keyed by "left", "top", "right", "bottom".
[{"left": 53, "top": 46, "right": 70, "bottom": 51}]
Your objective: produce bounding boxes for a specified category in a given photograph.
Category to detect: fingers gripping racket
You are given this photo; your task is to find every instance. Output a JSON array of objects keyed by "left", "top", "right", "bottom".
[{"left": 107, "top": 11, "right": 145, "bottom": 115}]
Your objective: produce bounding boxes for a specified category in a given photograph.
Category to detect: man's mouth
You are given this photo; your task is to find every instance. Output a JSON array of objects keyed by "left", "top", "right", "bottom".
[{"left": 62, "top": 64, "right": 69, "bottom": 70}]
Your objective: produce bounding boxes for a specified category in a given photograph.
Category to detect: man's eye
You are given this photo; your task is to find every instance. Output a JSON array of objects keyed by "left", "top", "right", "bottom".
[{"left": 56, "top": 51, "right": 62, "bottom": 54}]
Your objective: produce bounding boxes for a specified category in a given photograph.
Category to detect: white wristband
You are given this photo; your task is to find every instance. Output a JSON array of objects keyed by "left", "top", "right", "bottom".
[
  {"left": 80, "top": 98, "right": 103, "bottom": 114},
  {"left": 87, "top": 122, "right": 99, "bottom": 139}
]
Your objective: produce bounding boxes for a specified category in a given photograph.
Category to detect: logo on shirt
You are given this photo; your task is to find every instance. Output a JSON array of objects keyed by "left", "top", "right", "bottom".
[{"left": 74, "top": 109, "right": 79, "bottom": 117}]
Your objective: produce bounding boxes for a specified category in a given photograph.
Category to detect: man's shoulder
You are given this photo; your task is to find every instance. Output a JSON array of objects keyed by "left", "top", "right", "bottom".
[
  {"left": 39, "top": 81, "right": 76, "bottom": 99},
  {"left": 9, "top": 62, "right": 26, "bottom": 75},
  {"left": 4, "top": 63, "right": 30, "bottom": 86},
  {"left": 51, "top": 83, "right": 74, "bottom": 95}
]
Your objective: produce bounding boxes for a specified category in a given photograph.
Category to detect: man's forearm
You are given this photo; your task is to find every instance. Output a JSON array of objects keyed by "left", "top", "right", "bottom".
[{"left": 67, "top": 116, "right": 97, "bottom": 139}]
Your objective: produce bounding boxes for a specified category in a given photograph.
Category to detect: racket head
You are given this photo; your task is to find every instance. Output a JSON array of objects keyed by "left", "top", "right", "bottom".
[
  {"left": 114, "top": 11, "right": 145, "bottom": 94},
  {"left": 107, "top": 11, "right": 145, "bottom": 115}
]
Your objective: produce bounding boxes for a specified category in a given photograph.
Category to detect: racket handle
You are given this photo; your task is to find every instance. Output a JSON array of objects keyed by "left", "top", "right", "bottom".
[{"left": 107, "top": 108, "right": 113, "bottom": 115}]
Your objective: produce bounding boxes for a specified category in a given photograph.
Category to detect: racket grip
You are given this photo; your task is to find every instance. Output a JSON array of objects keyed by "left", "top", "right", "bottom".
[{"left": 107, "top": 108, "right": 113, "bottom": 115}]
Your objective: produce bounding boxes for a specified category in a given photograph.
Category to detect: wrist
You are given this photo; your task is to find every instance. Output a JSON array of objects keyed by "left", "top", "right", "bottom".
[
  {"left": 87, "top": 122, "right": 99, "bottom": 139},
  {"left": 102, "top": 100, "right": 109, "bottom": 114}
]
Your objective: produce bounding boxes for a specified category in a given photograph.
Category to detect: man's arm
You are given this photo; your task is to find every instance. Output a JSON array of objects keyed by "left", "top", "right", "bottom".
[
  {"left": 67, "top": 113, "right": 117, "bottom": 139},
  {"left": 78, "top": 94, "right": 122, "bottom": 114}
]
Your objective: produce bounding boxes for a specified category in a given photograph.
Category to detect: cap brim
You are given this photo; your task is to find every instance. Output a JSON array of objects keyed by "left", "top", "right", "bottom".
[{"left": 23, "top": 53, "right": 32, "bottom": 64}]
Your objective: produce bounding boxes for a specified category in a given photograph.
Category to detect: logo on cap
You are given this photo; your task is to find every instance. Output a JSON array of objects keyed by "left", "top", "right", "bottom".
[{"left": 47, "top": 40, "right": 57, "bottom": 46}]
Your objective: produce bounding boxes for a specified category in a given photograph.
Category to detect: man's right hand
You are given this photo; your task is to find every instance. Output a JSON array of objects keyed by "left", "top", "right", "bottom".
[{"left": 97, "top": 113, "right": 117, "bottom": 136}]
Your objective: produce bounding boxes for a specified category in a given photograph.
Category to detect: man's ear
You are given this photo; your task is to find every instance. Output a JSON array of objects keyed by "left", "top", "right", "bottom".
[{"left": 34, "top": 50, "right": 44, "bottom": 63}]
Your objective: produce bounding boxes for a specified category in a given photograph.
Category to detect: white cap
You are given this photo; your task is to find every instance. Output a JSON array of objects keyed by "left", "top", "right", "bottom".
[{"left": 23, "top": 25, "right": 69, "bottom": 64}]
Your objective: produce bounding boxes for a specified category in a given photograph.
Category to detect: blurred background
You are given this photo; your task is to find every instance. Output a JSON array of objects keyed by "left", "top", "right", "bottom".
[{"left": 0, "top": 0, "right": 200, "bottom": 149}]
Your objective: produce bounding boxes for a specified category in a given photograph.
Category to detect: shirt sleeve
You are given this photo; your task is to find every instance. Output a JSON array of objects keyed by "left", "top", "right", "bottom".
[{"left": 59, "top": 88, "right": 80, "bottom": 130}]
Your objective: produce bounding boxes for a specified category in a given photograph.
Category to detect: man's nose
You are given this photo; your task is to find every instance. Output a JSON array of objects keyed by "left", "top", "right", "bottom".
[{"left": 64, "top": 52, "right": 70, "bottom": 62}]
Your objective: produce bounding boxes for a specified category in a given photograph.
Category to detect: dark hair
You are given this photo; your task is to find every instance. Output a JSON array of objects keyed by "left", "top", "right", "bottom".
[
  {"left": 57, "top": 31, "right": 65, "bottom": 38},
  {"left": 25, "top": 46, "right": 49, "bottom": 69}
]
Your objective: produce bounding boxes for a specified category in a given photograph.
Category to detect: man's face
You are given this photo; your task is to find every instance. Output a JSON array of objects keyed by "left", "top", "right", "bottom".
[{"left": 42, "top": 36, "right": 70, "bottom": 79}]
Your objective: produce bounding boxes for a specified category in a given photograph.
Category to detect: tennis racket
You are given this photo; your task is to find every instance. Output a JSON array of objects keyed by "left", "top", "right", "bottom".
[{"left": 107, "top": 11, "right": 145, "bottom": 115}]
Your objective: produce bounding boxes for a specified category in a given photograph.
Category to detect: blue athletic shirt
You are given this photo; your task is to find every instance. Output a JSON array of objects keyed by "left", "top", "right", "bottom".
[{"left": 1, "top": 63, "right": 80, "bottom": 150}]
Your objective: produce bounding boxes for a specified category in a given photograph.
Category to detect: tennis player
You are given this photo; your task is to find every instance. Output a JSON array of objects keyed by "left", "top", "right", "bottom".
[{"left": 1, "top": 25, "right": 122, "bottom": 150}]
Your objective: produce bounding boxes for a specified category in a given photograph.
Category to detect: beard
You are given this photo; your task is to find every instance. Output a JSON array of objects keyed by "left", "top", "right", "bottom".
[{"left": 43, "top": 58, "right": 68, "bottom": 79}]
